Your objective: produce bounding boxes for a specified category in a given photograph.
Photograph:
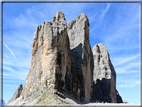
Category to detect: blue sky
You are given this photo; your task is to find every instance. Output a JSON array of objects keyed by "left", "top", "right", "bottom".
[{"left": 3, "top": 3, "right": 140, "bottom": 104}]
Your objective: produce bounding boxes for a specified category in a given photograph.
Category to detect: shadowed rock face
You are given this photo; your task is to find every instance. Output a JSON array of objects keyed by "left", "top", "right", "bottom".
[
  {"left": 7, "top": 11, "right": 123, "bottom": 105},
  {"left": 116, "top": 90, "right": 123, "bottom": 103}
]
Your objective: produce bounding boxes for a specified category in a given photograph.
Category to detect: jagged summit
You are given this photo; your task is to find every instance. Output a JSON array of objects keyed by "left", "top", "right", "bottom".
[
  {"left": 6, "top": 11, "right": 123, "bottom": 105},
  {"left": 54, "top": 11, "right": 66, "bottom": 22}
]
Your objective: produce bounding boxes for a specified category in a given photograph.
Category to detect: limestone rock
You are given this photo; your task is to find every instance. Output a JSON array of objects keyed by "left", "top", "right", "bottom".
[
  {"left": 22, "top": 10, "right": 78, "bottom": 101},
  {"left": 68, "top": 13, "right": 93, "bottom": 101},
  {"left": 7, "top": 84, "right": 23, "bottom": 103},
  {"left": 92, "top": 43, "right": 122, "bottom": 103},
  {"left": 7, "top": 11, "right": 123, "bottom": 105},
  {"left": 7, "top": 11, "right": 80, "bottom": 105}
]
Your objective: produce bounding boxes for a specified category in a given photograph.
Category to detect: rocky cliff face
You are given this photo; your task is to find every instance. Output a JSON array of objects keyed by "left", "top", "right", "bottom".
[
  {"left": 92, "top": 44, "right": 116, "bottom": 103},
  {"left": 7, "top": 84, "right": 23, "bottom": 103},
  {"left": 7, "top": 11, "right": 123, "bottom": 105},
  {"left": 23, "top": 11, "right": 72, "bottom": 98},
  {"left": 68, "top": 13, "right": 94, "bottom": 102}
]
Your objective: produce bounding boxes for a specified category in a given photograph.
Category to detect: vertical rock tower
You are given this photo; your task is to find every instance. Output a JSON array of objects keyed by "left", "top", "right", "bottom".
[
  {"left": 7, "top": 11, "right": 123, "bottom": 105},
  {"left": 22, "top": 11, "right": 78, "bottom": 101},
  {"left": 68, "top": 13, "right": 94, "bottom": 101},
  {"left": 92, "top": 44, "right": 116, "bottom": 102}
]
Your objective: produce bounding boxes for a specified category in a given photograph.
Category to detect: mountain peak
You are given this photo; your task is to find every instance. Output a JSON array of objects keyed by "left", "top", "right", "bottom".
[{"left": 7, "top": 11, "right": 123, "bottom": 105}]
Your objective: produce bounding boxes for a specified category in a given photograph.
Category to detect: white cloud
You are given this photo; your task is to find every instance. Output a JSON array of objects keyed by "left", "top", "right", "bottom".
[
  {"left": 89, "top": 14, "right": 97, "bottom": 23},
  {"left": 118, "top": 84, "right": 136, "bottom": 88},
  {"left": 4, "top": 31, "right": 33, "bottom": 50},
  {"left": 13, "top": 14, "right": 38, "bottom": 29},
  {"left": 89, "top": 3, "right": 140, "bottom": 53},
  {"left": 3, "top": 65, "right": 28, "bottom": 80},
  {"left": 112, "top": 54, "right": 139, "bottom": 66},
  {"left": 100, "top": 3, "right": 111, "bottom": 20},
  {"left": 109, "top": 53, "right": 140, "bottom": 74},
  {"left": 115, "top": 62, "right": 139, "bottom": 74},
  {"left": 4, "top": 80, "right": 23, "bottom": 83},
  {"left": 5, "top": 3, "right": 88, "bottom": 29},
  {"left": 89, "top": 3, "right": 111, "bottom": 33},
  {"left": 117, "top": 79, "right": 140, "bottom": 88},
  {"left": 4, "top": 42, "right": 17, "bottom": 60},
  {"left": 4, "top": 84, "right": 18, "bottom": 89}
]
